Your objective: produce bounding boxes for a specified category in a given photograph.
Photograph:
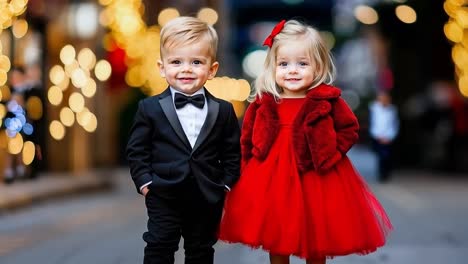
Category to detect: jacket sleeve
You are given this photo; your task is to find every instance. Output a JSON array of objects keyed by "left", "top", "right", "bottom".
[
  {"left": 125, "top": 100, "right": 154, "bottom": 193},
  {"left": 332, "top": 98, "right": 359, "bottom": 155},
  {"left": 220, "top": 103, "right": 241, "bottom": 188},
  {"left": 304, "top": 101, "right": 342, "bottom": 175},
  {"left": 240, "top": 101, "right": 258, "bottom": 170}
]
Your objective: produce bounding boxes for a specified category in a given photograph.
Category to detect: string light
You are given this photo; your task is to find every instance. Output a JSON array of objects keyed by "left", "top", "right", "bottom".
[{"left": 444, "top": 0, "right": 468, "bottom": 98}]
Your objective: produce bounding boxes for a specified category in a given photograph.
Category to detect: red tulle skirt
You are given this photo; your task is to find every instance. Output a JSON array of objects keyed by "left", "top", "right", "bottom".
[{"left": 219, "top": 126, "right": 392, "bottom": 259}]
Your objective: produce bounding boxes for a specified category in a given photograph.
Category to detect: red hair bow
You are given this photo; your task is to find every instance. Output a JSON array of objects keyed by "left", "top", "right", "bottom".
[{"left": 263, "top": 20, "right": 286, "bottom": 48}]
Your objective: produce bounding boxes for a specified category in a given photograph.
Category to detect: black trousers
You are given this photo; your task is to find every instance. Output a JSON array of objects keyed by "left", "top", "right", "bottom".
[
  {"left": 143, "top": 178, "right": 224, "bottom": 264},
  {"left": 371, "top": 139, "right": 394, "bottom": 182}
]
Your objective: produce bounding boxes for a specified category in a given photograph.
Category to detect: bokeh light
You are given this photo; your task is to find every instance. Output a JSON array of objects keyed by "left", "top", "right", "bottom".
[
  {"left": 395, "top": 5, "right": 417, "bottom": 24},
  {"left": 49, "top": 120, "right": 66, "bottom": 140},
  {"left": 242, "top": 50, "right": 267, "bottom": 79},
  {"left": 12, "top": 18, "right": 28, "bottom": 38},
  {"left": 158, "top": 8, "right": 180, "bottom": 26},
  {"left": 60, "top": 45, "right": 76, "bottom": 65},
  {"left": 354, "top": 5, "right": 379, "bottom": 25},
  {"left": 197, "top": 8, "right": 218, "bottom": 25},
  {"left": 48, "top": 85, "right": 63, "bottom": 106},
  {"left": 22, "top": 141, "right": 35, "bottom": 165}
]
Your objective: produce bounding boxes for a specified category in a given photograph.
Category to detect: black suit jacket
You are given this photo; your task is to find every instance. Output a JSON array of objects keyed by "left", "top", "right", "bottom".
[{"left": 126, "top": 88, "right": 241, "bottom": 203}]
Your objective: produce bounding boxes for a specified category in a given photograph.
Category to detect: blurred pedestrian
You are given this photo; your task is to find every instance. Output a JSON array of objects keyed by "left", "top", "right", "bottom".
[
  {"left": 219, "top": 19, "right": 392, "bottom": 264},
  {"left": 2, "top": 66, "right": 29, "bottom": 183},
  {"left": 126, "top": 17, "right": 240, "bottom": 264},
  {"left": 369, "top": 91, "right": 399, "bottom": 182},
  {"left": 23, "top": 64, "right": 45, "bottom": 178}
]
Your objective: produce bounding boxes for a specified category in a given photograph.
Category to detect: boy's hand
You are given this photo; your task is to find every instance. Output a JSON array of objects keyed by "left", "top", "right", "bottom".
[{"left": 141, "top": 186, "right": 149, "bottom": 196}]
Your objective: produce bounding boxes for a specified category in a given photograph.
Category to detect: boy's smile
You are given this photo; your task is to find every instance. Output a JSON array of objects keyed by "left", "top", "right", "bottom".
[{"left": 158, "top": 41, "right": 219, "bottom": 95}]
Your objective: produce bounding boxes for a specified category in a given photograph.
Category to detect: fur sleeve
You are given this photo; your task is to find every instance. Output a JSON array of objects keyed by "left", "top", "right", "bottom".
[
  {"left": 332, "top": 98, "right": 359, "bottom": 154},
  {"left": 304, "top": 101, "right": 342, "bottom": 175},
  {"left": 240, "top": 100, "right": 258, "bottom": 169}
]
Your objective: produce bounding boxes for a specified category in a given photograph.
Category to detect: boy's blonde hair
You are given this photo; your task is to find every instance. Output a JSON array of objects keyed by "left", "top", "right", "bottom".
[
  {"left": 252, "top": 20, "right": 336, "bottom": 101},
  {"left": 160, "top": 16, "right": 218, "bottom": 61}
]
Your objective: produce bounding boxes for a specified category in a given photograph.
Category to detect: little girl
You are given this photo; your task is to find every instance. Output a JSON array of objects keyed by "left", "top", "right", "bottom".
[{"left": 219, "top": 19, "right": 393, "bottom": 264}]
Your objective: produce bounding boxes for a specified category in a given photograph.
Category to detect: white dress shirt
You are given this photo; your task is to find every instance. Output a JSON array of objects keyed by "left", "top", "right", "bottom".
[
  {"left": 369, "top": 101, "right": 399, "bottom": 141},
  {"left": 140, "top": 87, "right": 208, "bottom": 193},
  {"left": 170, "top": 87, "right": 208, "bottom": 147}
]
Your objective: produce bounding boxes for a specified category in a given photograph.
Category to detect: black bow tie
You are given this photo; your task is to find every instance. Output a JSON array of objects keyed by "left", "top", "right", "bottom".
[{"left": 174, "top": 93, "right": 205, "bottom": 109}]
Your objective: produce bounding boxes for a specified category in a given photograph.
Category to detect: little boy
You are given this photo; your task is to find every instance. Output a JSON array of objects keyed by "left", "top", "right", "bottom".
[{"left": 126, "top": 16, "right": 241, "bottom": 264}]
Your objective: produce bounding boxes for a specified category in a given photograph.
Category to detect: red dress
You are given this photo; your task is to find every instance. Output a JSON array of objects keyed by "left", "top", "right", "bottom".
[{"left": 219, "top": 98, "right": 392, "bottom": 260}]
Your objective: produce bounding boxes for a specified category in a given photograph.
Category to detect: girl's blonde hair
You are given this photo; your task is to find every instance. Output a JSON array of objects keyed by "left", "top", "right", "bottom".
[
  {"left": 251, "top": 20, "right": 336, "bottom": 101},
  {"left": 160, "top": 16, "right": 218, "bottom": 61}
]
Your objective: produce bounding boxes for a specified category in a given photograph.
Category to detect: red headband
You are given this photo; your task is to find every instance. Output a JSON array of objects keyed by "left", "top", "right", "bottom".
[{"left": 263, "top": 20, "right": 286, "bottom": 48}]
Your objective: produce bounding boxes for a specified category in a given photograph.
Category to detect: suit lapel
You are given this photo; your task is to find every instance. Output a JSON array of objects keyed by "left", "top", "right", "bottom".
[
  {"left": 159, "top": 89, "right": 192, "bottom": 149},
  {"left": 192, "top": 91, "right": 219, "bottom": 153}
]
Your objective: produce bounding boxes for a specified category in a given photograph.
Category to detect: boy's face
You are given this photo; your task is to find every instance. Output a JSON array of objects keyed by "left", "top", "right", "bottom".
[{"left": 158, "top": 41, "right": 219, "bottom": 95}]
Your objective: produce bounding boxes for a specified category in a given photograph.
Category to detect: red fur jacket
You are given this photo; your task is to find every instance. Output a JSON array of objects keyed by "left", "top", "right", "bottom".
[{"left": 241, "top": 84, "right": 359, "bottom": 175}]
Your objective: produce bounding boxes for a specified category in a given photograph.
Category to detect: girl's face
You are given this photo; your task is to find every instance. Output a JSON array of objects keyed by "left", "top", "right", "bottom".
[{"left": 275, "top": 40, "right": 315, "bottom": 98}]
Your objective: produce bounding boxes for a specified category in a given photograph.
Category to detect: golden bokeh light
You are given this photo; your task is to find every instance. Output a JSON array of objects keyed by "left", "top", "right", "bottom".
[
  {"left": 7, "top": 133, "right": 23, "bottom": 155},
  {"left": 452, "top": 44, "right": 468, "bottom": 68},
  {"left": 99, "top": 0, "right": 113, "bottom": 6},
  {"left": 77, "top": 48, "right": 97, "bottom": 70},
  {"left": 12, "top": 18, "right": 28, "bottom": 38},
  {"left": 0, "top": 70, "right": 7, "bottom": 86},
  {"left": 455, "top": 8, "right": 468, "bottom": 28},
  {"left": 76, "top": 108, "right": 92, "bottom": 127},
  {"left": 395, "top": 5, "right": 417, "bottom": 24},
  {"left": 444, "top": 20, "right": 463, "bottom": 43},
  {"left": 158, "top": 8, "right": 180, "bottom": 26},
  {"left": 9, "top": 0, "right": 28, "bottom": 16},
  {"left": 125, "top": 65, "right": 145, "bottom": 87},
  {"left": 82, "top": 78, "right": 97, "bottom": 98},
  {"left": 354, "top": 5, "right": 379, "bottom": 25},
  {"left": 0, "top": 103, "right": 6, "bottom": 119},
  {"left": 2, "top": 18, "right": 13, "bottom": 30},
  {"left": 0, "top": 85, "right": 11, "bottom": 101},
  {"left": 71, "top": 68, "right": 89, "bottom": 88},
  {"left": 59, "top": 107, "right": 75, "bottom": 127},
  {"left": 197, "top": 8, "right": 218, "bottom": 25},
  {"left": 69, "top": 92, "right": 85, "bottom": 113},
  {"left": 48, "top": 85, "right": 63, "bottom": 106},
  {"left": 99, "top": 8, "right": 113, "bottom": 27},
  {"left": 57, "top": 76, "right": 70, "bottom": 91},
  {"left": 95, "top": 59, "right": 112, "bottom": 81},
  {"left": 49, "top": 120, "right": 66, "bottom": 140},
  {"left": 22, "top": 141, "right": 35, "bottom": 165},
  {"left": 60, "top": 45, "right": 76, "bottom": 65},
  {"left": 49, "top": 65, "right": 66, "bottom": 85},
  {"left": 0, "top": 54, "right": 11, "bottom": 71},
  {"left": 64, "top": 60, "right": 79, "bottom": 76},
  {"left": 26, "top": 96, "right": 43, "bottom": 120},
  {"left": 83, "top": 112, "right": 98, "bottom": 132},
  {"left": 444, "top": 0, "right": 468, "bottom": 98},
  {"left": 231, "top": 100, "right": 246, "bottom": 118},
  {"left": 205, "top": 77, "right": 251, "bottom": 102},
  {"left": 458, "top": 75, "right": 468, "bottom": 97}
]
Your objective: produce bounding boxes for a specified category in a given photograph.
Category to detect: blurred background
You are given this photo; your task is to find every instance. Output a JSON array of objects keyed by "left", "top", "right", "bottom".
[
  {"left": 0, "top": 0, "right": 466, "bottom": 176},
  {"left": 0, "top": 0, "right": 467, "bottom": 263}
]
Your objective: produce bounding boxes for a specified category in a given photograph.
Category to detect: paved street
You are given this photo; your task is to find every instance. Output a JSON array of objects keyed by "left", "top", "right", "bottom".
[{"left": 1, "top": 146, "right": 468, "bottom": 264}]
